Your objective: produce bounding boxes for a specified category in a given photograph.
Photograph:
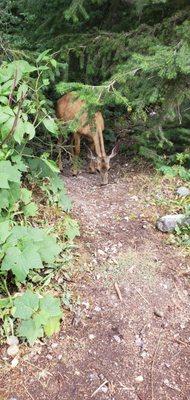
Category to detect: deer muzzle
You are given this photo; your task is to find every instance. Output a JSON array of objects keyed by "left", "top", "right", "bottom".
[{"left": 100, "top": 170, "right": 109, "bottom": 185}]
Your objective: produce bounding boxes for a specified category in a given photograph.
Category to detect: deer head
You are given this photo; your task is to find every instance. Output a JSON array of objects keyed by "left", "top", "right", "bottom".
[{"left": 89, "top": 144, "right": 119, "bottom": 185}]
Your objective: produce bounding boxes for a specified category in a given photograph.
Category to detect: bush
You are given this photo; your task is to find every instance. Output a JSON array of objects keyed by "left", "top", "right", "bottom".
[{"left": 0, "top": 53, "right": 79, "bottom": 345}]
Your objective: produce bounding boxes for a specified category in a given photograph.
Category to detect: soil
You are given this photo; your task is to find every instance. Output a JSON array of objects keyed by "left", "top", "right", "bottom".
[{"left": 0, "top": 156, "right": 190, "bottom": 400}]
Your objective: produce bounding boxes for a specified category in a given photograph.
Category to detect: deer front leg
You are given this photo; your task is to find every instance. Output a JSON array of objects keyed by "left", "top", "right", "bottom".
[
  {"left": 88, "top": 142, "right": 96, "bottom": 173},
  {"left": 72, "top": 132, "right": 81, "bottom": 176}
]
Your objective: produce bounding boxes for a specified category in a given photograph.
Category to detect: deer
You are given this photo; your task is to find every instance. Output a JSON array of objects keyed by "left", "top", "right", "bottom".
[{"left": 56, "top": 92, "right": 118, "bottom": 185}]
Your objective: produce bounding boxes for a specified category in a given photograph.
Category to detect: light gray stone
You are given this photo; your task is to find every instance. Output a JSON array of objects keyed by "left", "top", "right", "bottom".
[
  {"left": 156, "top": 214, "right": 190, "bottom": 232},
  {"left": 176, "top": 186, "right": 190, "bottom": 197},
  {"left": 135, "top": 375, "right": 144, "bottom": 383},
  {"left": 113, "top": 335, "right": 121, "bottom": 343}
]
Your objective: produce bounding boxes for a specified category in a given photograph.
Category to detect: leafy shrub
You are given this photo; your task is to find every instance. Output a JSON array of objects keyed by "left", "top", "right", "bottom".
[
  {"left": 0, "top": 223, "right": 61, "bottom": 282},
  {"left": 13, "top": 291, "right": 62, "bottom": 345},
  {"left": 0, "top": 57, "right": 59, "bottom": 144},
  {"left": 0, "top": 53, "right": 79, "bottom": 345},
  {"left": 0, "top": 156, "right": 38, "bottom": 219},
  {"left": 27, "top": 156, "right": 72, "bottom": 212},
  {"left": 174, "top": 224, "right": 190, "bottom": 247},
  {"left": 158, "top": 165, "right": 190, "bottom": 181},
  {"left": 172, "top": 204, "right": 190, "bottom": 247},
  {"left": 63, "top": 216, "right": 80, "bottom": 241}
]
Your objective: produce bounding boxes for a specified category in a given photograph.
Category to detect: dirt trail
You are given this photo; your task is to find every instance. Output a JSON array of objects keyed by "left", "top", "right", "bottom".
[{"left": 1, "top": 158, "right": 190, "bottom": 400}]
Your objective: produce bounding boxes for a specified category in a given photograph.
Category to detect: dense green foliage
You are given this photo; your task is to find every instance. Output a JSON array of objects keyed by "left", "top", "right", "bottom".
[
  {"left": 14, "top": 291, "right": 62, "bottom": 344},
  {"left": 0, "top": 51, "right": 79, "bottom": 344},
  {"left": 4, "top": 0, "right": 189, "bottom": 172},
  {"left": 1, "top": 0, "right": 190, "bottom": 344}
]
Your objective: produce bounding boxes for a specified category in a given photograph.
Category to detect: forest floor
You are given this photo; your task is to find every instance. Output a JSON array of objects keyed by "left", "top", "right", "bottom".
[{"left": 0, "top": 156, "right": 190, "bottom": 400}]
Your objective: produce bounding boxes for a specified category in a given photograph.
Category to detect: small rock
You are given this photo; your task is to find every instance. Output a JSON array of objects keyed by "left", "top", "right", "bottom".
[
  {"left": 51, "top": 343, "right": 58, "bottom": 349},
  {"left": 131, "top": 195, "right": 138, "bottom": 201},
  {"left": 89, "top": 334, "right": 95, "bottom": 340},
  {"left": 156, "top": 214, "right": 190, "bottom": 232},
  {"left": 154, "top": 308, "right": 164, "bottom": 318},
  {"left": 11, "top": 357, "right": 19, "bottom": 368},
  {"left": 162, "top": 283, "right": 168, "bottom": 289},
  {"left": 98, "top": 249, "right": 105, "bottom": 256},
  {"left": 82, "top": 300, "right": 90, "bottom": 309},
  {"left": 94, "top": 306, "right": 102, "bottom": 312},
  {"left": 57, "top": 354, "right": 62, "bottom": 360},
  {"left": 176, "top": 186, "right": 190, "bottom": 197},
  {"left": 46, "top": 354, "right": 53, "bottom": 360},
  {"left": 135, "top": 335, "right": 143, "bottom": 348},
  {"left": 113, "top": 335, "right": 121, "bottom": 343},
  {"left": 140, "top": 350, "right": 148, "bottom": 358},
  {"left": 74, "top": 370, "right": 80, "bottom": 376},
  {"left": 101, "top": 386, "right": 108, "bottom": 393},
  {"left": 135, "top": 375, "right": 144, "bottom": 383},
  {"left": 164, "top": 379, "right": 169, "bottom": 386},
  {"left": 89, "top": 372, "right": 99, "bottom": 382},
  {"left": 142, "top": 224, "right": 147, "bottom": 229},
  {"left": 7, "top": 336, "right": 19, "bottom": 346},
  {"left": 99, "top": 373, "right": 106, "bottom": 380},
  {"left": 7, "top": 345, "right": 19, "bottom": 357}
]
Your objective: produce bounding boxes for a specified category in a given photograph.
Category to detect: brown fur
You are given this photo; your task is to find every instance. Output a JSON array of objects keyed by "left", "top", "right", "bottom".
[{"left": 56, "top": 92, "right": 117, "bottom": 185}]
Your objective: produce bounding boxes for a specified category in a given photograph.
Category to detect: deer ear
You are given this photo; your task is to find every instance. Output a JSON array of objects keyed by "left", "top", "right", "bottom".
[
  {"left": 109, "top": 142, "right": 119, "bottom": 159},
  {"left": 86, "top": 146, "right": 97, "bottom": 160}
]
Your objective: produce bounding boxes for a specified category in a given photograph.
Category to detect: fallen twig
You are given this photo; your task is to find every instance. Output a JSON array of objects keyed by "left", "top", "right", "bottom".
[
  {"left": 173, "top": 281, "right": 186, "bottom": 304},
  {"left": 137, "top": 394, "right": 144, "bottom": 400},
  {"left": 114, "top": 282, "right": 123, "bottom": 302},
  {"left": 23, "top": 360, "right": 53, "bottom": 376},
  {"left": 133, "top": 286, "right": 150, "bottom": 306},
  {"left": 91, "top": 380, "right": 108, "bottom": 397},
  {"left": 172, "top": 338, "right": 189, "bottom": 347},
  {"left": 22, "top": 384, "right": 35, "bottom": 400}
]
